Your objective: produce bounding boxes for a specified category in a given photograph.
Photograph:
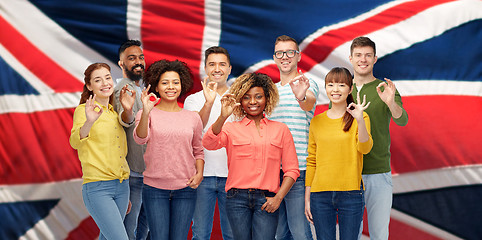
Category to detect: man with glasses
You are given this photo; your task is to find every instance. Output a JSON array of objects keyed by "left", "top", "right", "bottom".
[{"left": 270, "top": 35, "right": 318, "bottom": 240}]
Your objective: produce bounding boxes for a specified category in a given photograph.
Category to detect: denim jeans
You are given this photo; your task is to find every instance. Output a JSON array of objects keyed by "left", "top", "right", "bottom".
[
  {"left": 82, "top": 179, "right": 130, "bottom": 240},
  {"left": 276, "top": 170, "right": 313, "bottom": 240},
  {"left": 226, "top": 188, "right": 279, "bottom": 240},
  {"left": 124, "top": 175, "right": 149, "bottom": 240},
  {"left": 142, "top": 184, "right": 197, "bottom": 240},
  {"left": 358, "top": 172, "right": 392, "bottom": 240},
  {"left": 311, "top": 186, "right": 365, "bottom": 240},
  {"left": 192, "top": 176, "right": 233, "bottom": 240},
  {"left": 136, "top": 204, "right": 150, "bottom": 240}
]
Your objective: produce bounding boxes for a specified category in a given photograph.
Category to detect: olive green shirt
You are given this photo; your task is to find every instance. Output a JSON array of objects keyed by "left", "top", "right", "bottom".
[{"left": 353, "top": 79, "right": 408, "bottom": 174}]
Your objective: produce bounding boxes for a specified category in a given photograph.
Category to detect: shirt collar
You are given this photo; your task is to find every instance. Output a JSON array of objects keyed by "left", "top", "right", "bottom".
[
  {"left": 94, "top": 101, "right": 114, "bottom": 112},
  {"left": 240, "top": 116, "right": 268, "bottom": 126}
]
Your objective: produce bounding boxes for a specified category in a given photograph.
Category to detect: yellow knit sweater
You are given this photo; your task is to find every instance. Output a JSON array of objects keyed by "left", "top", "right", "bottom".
[{"left": 306, "top": 111, "right": 373, "bottom": 192}]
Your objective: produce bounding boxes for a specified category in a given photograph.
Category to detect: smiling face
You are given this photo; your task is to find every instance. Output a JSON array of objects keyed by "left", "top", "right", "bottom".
[
  {"left": 156, "top": 71, "right": 181, "bottom": 101},
  {"left": 325, "top": 81, "right": 352, "bottom": 105},
  {"left": 349, "top": 46, "right": 377, "bottom": 77},
  {"left": 87, "top": 67, "right": 114, "bottom": 103},
  {"left": 273, "top": 41, "right": 301, "bottom": 75},
  {"left": 324, "top": 68, "right": 353, "bottom": 106},
  {"left": 241, "top": 86, "right": 266, "bottom": 121},
  {"left": 205, "top": 53, "right": 231, "bottom": 87},
  {"left": 120, "top": 46, "right": 145, "bottom": 81}
]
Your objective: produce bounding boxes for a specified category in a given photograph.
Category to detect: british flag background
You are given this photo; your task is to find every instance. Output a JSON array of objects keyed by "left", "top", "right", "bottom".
[{"left": 0, "top": 0, "right": 481, "bottom": 239}]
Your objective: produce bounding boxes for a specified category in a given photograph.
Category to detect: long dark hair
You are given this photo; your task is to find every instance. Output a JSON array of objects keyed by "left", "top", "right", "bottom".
[
  {"left": 79, "top": 63, "right": 113, "bottom": 105},
  {"left": 325, "top": 67, "right": 354, "bottom": 132}
]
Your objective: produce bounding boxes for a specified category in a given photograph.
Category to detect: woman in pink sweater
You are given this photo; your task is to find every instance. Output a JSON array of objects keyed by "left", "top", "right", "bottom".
[{"left": 133, "top": 60, "right": 204, "bottom": 240}]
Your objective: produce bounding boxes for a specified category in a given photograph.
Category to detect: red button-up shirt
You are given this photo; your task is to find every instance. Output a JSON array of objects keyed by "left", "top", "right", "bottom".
[{"left": 203, "top": 117, "right": 300, "bottom": 193}]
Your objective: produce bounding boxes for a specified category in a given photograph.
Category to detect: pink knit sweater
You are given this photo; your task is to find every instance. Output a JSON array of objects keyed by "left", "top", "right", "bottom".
[{"left": 134, "top": 108, "right": 204, "bottom": 190}]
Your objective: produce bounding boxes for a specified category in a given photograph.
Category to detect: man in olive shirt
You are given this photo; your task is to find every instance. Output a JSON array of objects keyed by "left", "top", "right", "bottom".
[{"left": 349, "top": 36, "right": 408, "bottom": 240}]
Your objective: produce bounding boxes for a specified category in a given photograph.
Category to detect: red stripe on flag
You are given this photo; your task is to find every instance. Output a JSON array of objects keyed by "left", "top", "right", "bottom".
[
  {"left": 141, "top": 0, "right": 205, "bottom": 96},
  {"left": 300, "top": 0, "right": 456, "bottom": 71},
  {"left": 390, "top": 95, "right": 481, "bottom": 173},
  {"left": 0, "top": 15, "right": 83, "bottom": 92},
  {"left": 256, "top": 0, "right": 456, "bottom": 82},
  {"left": 314, "top": 95, "right": 482, "bottom": 174},
  {"left": 0, "top": 109, "right": 82, "bottom": 185},
  {"left": 388, "top": 217, "right": 444, "bottom": 240},
  {"left": 65, "top": 217, "right": 99, "bottom": 240}
]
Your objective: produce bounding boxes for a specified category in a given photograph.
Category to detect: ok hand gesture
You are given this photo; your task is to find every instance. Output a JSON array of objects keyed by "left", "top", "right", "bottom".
[
  {"left": 347, "top": 91, "right": 370, "bottom": 121},
  {"left": 289, "top": 70, "right": 310, "bottom": 101},
  {"left": 119, "top": 85, "right": 136, "bottom": 113},
  {"left": 85, "top": 95, "right": 103, "bottom": 124},
  {"left": 202, "top": 76, "right": 218, "bottom": 105},
  {"left": 140, "top": 84, "right": 160, "bottom": 114},
  {"left": 376, "top": 78, "right": 397, "bottom": 107},
  {"left": 220, "top": 93, "right": 240, "bottom": 119}
]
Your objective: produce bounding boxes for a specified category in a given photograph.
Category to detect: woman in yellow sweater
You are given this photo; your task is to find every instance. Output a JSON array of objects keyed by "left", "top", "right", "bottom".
[
  {"left": 70, "top": 63, "right": 135, "bottom": 240},
  {"left": 304, "top": 67, "right": 373, "bottom": 240}
]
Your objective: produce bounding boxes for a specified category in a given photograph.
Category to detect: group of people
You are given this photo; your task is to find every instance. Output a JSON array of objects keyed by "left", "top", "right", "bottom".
[{"left": 70, "top": 35, "right": 408, "bottom": 240}]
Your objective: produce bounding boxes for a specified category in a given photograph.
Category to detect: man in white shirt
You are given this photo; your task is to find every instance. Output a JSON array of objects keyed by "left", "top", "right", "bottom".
[{"left": 184, "top": 46, "right": 233, "bottom": 240}]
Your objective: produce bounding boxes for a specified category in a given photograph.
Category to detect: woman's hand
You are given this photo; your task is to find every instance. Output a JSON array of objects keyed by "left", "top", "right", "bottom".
[
  {"left": 187, "top": 172, "right": 204, "bottom": 189},
  {"left": 304, "top": 186, "right": 313, "bottom": 224},
  {"left": 261, "top": 196, "right": 283, "bottom": 213},
  {"left": 140, "top": 84, "right": 159, "bottom": 114},
  {"left": 220, "top": 93, "right": 240, "bottom": 119},
  {"left": 85, "top": 95, "right": 103, "bottom": 124},
  {"left": 347, "top": 91, "right": 370, "bottom": 121}
]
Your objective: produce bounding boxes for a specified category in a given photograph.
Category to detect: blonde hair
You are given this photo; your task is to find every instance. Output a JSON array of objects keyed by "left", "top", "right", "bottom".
[{"left": 229, "top": 73, "right": 279, "bottom": 119}]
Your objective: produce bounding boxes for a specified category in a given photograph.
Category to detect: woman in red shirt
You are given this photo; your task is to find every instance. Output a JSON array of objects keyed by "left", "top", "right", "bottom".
[{"left": 202, "top": 72, "right": 300, "bottom": 240}]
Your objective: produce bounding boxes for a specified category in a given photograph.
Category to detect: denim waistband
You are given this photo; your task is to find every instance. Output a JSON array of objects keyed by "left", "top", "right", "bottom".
[{"left": 229, "top": 188, "right": 274, "bottom": 195}]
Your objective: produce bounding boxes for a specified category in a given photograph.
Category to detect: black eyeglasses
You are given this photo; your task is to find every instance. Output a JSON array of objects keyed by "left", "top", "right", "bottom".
[{"left": 274, "top": 50, "right": 299, "bottom": 59}]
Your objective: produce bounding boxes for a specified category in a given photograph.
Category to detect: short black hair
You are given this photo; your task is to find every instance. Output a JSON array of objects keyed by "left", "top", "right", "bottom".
[
  {"left": 118, "top": 40, "right": 142, "bottom": 57},
  {"left": 204, "top": 46, "right": 231, "bottom": 65}
]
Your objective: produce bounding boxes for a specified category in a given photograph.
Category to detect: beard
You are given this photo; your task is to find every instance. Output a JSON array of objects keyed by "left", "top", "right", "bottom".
[{"left": 124, "top": 63, "right": 144, "bottom": 81}]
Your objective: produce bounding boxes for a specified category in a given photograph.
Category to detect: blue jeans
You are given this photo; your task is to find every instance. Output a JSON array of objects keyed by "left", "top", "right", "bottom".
[
  {"left": 226, "top": 188, "right": 279, "bottom": 240},
  {"left": 82, "top": 179, "right": 130, "bottom": 240},
  {"left": 311, "top": 187, "right": 365, "bottom": 240},
  {"left": 192, "top": 176, "right": 233, "bottom": 240},
  {"left": 124, "top": 176, "right": 149, "bottom": 240},
  {"left": 136, "top": 204, "right": 150, "bottom": 240},
  {"left": 276, "top": 170, "right": 313, "bottom": 240},
  {"left": 142, "top": 184, "right": 197, "bottom": 240},
  {"left": 358, "top": 172, "right": 392, "bottom": 240}
]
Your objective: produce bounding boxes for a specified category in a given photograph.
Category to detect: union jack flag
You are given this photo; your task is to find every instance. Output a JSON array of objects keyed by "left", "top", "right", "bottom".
[{"left": 1, "top": 0, "right": 481, "bottom": 239}]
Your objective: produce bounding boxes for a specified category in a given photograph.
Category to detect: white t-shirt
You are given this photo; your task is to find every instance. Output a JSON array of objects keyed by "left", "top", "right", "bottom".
[{"left": 184, "top": 90, "right": 231, "bottom": 177}]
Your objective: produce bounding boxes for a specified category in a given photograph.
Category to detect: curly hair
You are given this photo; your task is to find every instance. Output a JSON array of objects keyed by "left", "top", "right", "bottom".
[
  {"left": 144, "top": 59, "right": 193, "bottom": 98},
  {"left": 228, "top": 72, "right": 279, "bottom": 119},
  {"left": 79, "top": 63, "right": 113, "bottom": 105}
]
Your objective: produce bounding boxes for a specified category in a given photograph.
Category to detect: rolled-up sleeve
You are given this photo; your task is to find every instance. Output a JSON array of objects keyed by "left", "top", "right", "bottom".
[
  {"left": 202, "top": 125, "right": 228, "bottom": 151},
  {"left": 357, "top": 113, "right": 373, "bottom": 154},
  {"left": 69, "top": 105, "right": 89, "bottom": 150},
  {"left": 280, "top": 126, "right": 300, "bottom": 181}
]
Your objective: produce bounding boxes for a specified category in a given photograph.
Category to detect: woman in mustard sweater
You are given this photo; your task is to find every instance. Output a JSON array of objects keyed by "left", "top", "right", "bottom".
[{"left": 304, "top": 67, "right": 373, "bottom": 240}]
